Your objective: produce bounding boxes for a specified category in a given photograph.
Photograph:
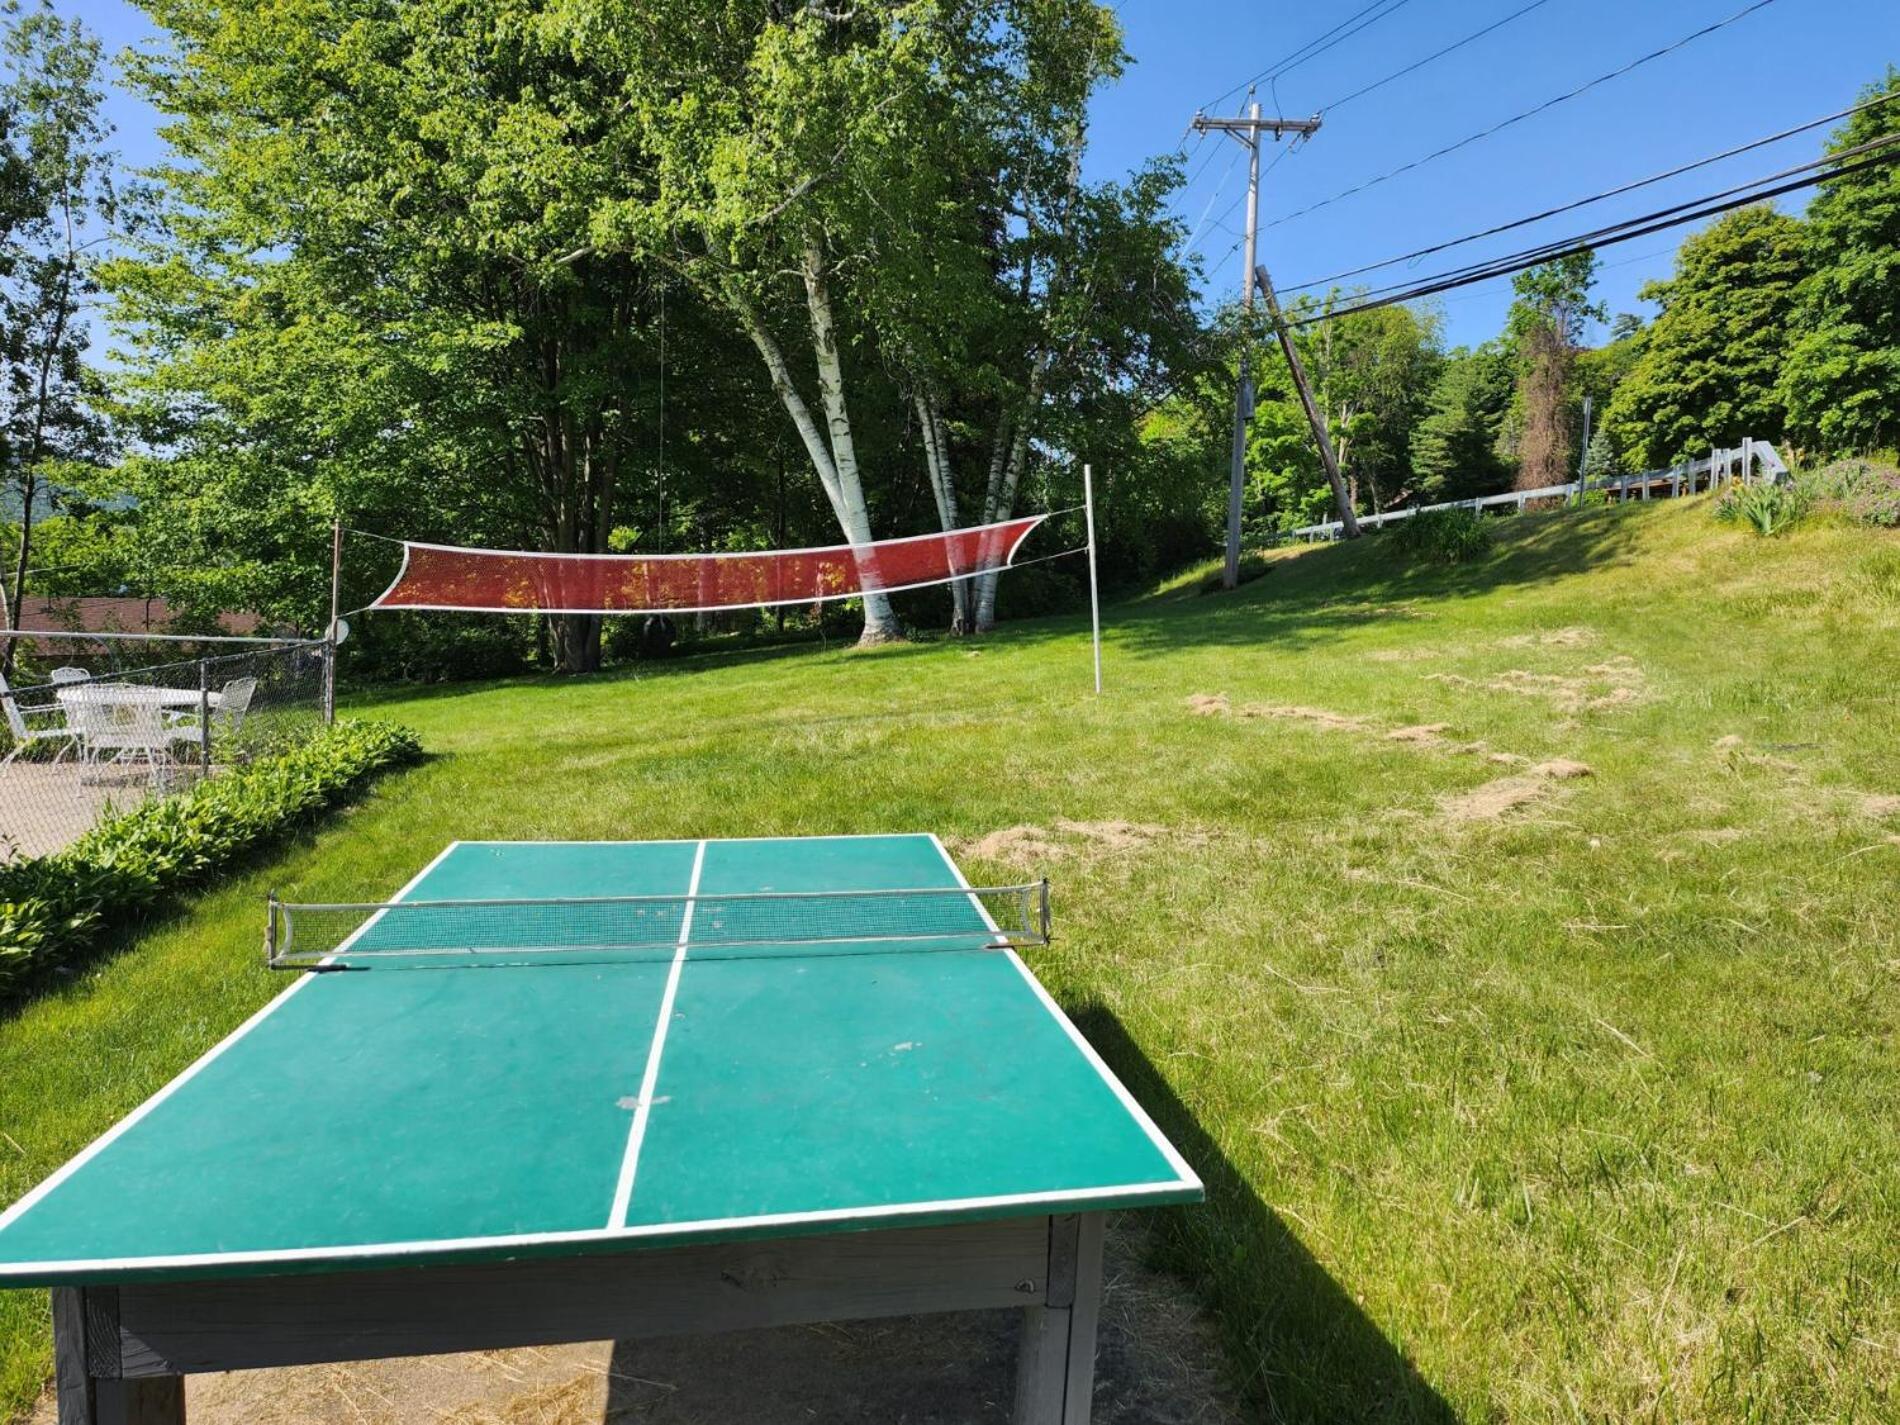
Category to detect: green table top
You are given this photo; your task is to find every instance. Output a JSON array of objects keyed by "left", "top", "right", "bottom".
[{"left": 0, "top": 836, "right": 1200, "bottom": 1285}]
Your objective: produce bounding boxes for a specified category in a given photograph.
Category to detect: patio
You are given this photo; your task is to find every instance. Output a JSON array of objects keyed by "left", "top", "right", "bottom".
[{"left": 0, "top": 761, "right": 199, "bottom": 861}]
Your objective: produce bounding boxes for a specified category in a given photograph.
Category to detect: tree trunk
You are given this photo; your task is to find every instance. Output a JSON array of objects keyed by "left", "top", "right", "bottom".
[
  {"left": 799, "top": 239, "right": 901, "bottom": 645},
  {"left": 1, "top": 470, "right": 34, "bottom": 680},
  {"left": 3, "top": 195, "right": 79, "bottom": 680},
  {"left": 972, "top": 355, "right": 1050, "bottom": 633},
  {"left": 914, "top": 389, "right": 970, "bottom": 634},
  {"left": 1516, "top": 322, "right": 1572, "bottom": 491}
]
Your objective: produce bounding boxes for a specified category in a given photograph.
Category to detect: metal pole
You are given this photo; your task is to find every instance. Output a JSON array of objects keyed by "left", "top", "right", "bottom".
[
  {"left": 1223, "top": 99, "right": 1263, "bottom": 590},
  {"left": 1576, "top": 395, "right": 1592, "bottom": 506},
  {"left": 1082, "top": 463, "right": 1103, "bottom": 695},
  {"left": 324, "top": 518, "right": 341, "bottom": 725},
  {"left": 199, "top": 658, "right": 213, "bottom": 773}
]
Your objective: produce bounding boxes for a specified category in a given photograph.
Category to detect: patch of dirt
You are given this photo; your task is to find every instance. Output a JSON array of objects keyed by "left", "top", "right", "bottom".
[
  {"left": 1862, "top": 795, "right": 1900, "bottom": 820},
  {"left": 964, "top": 824, "right": 1067, "bottom": 863},
  {"left": 1190, "top": 691, "right": 1505, "bottom": 759},
  {"left": 958, "top": 820, "right": 1200, "bottom": 869},
  {"left": 1236, "top": 704, "right": 1367, "bottom": 731},
  {"left": 1713, "top": 734, "right": 1745, "bottom": 750},
  {"left": 1532, "top": 759, "right": 1594, "bottom": 781},
  {"left": 1426, "top": 656, "right": 1645, "bottom": 713},
  {"left": 1441, "top": 760, "right": 1593, "bottom": 822},
  {"left": 1499, "top": 626, "right": 1597, "bottom": 649},
  {"left": 58, "top": 1219, "right": 1238, "bottom": 1425}
]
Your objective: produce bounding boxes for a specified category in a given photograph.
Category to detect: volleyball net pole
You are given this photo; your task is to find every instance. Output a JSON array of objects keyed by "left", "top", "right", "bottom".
[{"left": 1082, "top": 463, "right": 1102, "bottom": 695}]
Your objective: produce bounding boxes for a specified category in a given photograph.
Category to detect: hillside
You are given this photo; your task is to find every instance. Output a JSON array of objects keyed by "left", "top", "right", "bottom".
[{"left": 3, "top": 495, "right": 1898, "bottom": 1421}]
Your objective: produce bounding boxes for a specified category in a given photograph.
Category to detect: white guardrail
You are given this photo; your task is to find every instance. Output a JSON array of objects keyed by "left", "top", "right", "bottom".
[{"left": 1283, "top": 437, "right": 1789, "bottom": 542}]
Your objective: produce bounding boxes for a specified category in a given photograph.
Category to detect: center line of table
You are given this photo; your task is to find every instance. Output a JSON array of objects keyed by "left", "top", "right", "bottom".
[{"left": 608, "top": 838, "right": 707, "bottom": 1228}]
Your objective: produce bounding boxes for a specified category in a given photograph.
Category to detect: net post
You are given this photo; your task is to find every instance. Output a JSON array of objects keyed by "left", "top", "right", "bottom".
[
  {"left": 1038, "top": 879, "right": 1051, "bottom": 944},
  {"left": 263, "top": 891, "right": 279, "bottom": 968},
  {"left": 1082, "top": 464, "right": 1103, "bottom": 695},
  {"left": 198, "top": 659, "right": 213, "bottom": 772}
]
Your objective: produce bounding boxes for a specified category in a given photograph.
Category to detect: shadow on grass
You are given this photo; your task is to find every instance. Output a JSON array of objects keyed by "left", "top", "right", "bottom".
[
  {"left": 340, "top": 503, "right": 1674, "bottom": 714},
  {"left": 1073, "top": 1003, "right": 1456, "bottom": 1425}
]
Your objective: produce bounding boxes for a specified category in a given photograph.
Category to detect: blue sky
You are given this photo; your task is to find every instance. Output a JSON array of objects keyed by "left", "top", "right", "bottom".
[{"left": 88, "top": 0, "right": 1899, "bottom": 349}]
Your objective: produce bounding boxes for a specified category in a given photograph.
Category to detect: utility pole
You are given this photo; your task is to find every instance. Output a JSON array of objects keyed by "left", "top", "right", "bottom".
[
  {"left": 1192, "top": 96, "right": 1321, "bottom": 587},
  {"left": 1254, "top": 265, "right": 1359, "bottom": 540}
]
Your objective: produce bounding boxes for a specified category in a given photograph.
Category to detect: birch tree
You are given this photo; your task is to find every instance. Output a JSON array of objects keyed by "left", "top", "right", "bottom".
[{"left": 0, "top": 2, "right": 114, "bottom": 677}]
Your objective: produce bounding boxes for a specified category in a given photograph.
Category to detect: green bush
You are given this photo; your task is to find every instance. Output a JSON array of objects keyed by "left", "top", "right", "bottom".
[
  {"left": 1715, "top": 480, "right": 1808, "bottom": 536},
  {"left": 1799, "top": 456, "right": 1900, "bottom": 528},
  {"left": 1390, "top": 507, "right": 1494, "bottom": 565},
  {"left": 0, "top": 719, "right": 422, "bottom": 998}
]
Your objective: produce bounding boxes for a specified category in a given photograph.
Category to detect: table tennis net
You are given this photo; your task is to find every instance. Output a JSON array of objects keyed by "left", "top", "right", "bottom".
[{"left": 265, "top": 882, "right": 1051, "bottom": 968}]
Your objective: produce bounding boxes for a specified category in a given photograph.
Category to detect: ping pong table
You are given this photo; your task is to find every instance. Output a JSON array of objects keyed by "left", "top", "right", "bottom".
[{"left": 0, "top": 835, "right": 1201, "bottom": 1424}]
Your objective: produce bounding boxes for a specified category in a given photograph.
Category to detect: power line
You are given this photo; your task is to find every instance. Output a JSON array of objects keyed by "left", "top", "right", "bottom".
[
  {"left": 1265, "top": 0, "right": 1785, "bottom": 231},
  {"left": 1334, "top": 132, "right": 1900, "bottom": 305},
  {"left": 1283, "top": 141, "right": 1900, "bottom": 326},
  {"left": 1281, "top": 91, "right": 1900, "bottom": 294},
  {"left": 1318, "top": 0, "right": 1562, "bottom": 114},
  {"left": 1203, "top": 0, "right": 1415, "bottom": 112}
]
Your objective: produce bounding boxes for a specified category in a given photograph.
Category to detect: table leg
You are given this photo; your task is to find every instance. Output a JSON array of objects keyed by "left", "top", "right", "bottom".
[
  {"left": 1013, "top": 1213, "right": 1106, "bottom": 1425},
  {"left": 53, "top": 1288, "right": 186, "bottom": 1425}
]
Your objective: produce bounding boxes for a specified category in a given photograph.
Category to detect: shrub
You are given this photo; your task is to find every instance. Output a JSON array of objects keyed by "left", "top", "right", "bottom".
[
  {"left": 0, "top": 719, "right": 422, "bottom": 998},
  {"left": 1715, "top": 481, "right": 1808, "bottom": 536},
  {"left": 1390, "top": 507, "right": 1493, "bottom": 565},
  {"left": 1799, "top": 457, "right": 1900, "bottom": 529}
]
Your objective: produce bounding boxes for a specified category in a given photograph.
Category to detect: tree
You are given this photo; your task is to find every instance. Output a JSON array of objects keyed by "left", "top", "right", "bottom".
[
  {"left": 1779, "top": 67, "right": 1900, "bottom": 455},
  {"left": 1603, "top": 206, "right": 1807, "bottom": 468},
  {"left": 114, "top": 0, "right": 786, "bottom": 671},
  {"left": 578, "top": 0, "right": 1184, "bottom": 638},
  {"left": 1580, "top": 423, "right": 1621, "bottom": 481},
  {"left": 1245, "top": 295, "right": 1441, "bottom": 526},
  {"left": 1504, "top": 253, "right": 1603, "bottom": 491},
  {"left": 0, "top": 1, "right": 115, "bottom": 676},
  {"left": 1410, "top": 343, "right": 1515, "bottom": 503}
]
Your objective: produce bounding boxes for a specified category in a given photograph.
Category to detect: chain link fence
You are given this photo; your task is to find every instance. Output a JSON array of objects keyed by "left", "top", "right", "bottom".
[{"left": 0, "top": 633, "right": 331, "bottom": 862}]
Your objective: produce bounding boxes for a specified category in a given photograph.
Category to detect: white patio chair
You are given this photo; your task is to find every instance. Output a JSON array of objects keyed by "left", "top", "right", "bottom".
[
  {"left": 86, "top": 699, "right": 174, "bottom": 786},
  {"left": 49, "top": 667, "right": 92, "bottom": 686},
  {"left": 0, "top": 668, "right": 83, "bottom": 767},
  {"left": 166, "top": 676, "right": 258, "bottom": 762}
]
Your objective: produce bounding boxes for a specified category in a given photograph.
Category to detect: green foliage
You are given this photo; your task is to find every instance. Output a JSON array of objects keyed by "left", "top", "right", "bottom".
[
  {"left": 1799, "top": 455, "right": 1900, "bottom": 528},
  {"left": 0, "top": 720, "right": 420, "bottom": 997},
  {"left": 1580, "top": 423, "right": 1621, "bottom": 480},
  {"left": 1389, "top": 506, "right": 1493, "bottom": 564},
  {"left": 0, "top": 1, "right": 118, "bottom": 658},
  {"left": 1604, "top": 206, "right": 1807, "bottom": 468},
  {"left": 1410, "top": 343, "right": 1515, "bottom": 502},
  {"left": 1245, "top": 295, "right": 1443, "bottom": 528},
  {"left": 1505, "top": 253, "right": 1604, "bottom": 489},
  {"left": 1780, "top": 69, "right": 1900, "bottom": 453},
  {"left": 1715, "top": 480, "right": 1808, "bottom": 536}
]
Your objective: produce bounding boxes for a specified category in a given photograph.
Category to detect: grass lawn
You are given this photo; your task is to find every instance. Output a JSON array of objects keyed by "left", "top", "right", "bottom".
[{"left": 4, "top": 496, "right": 1899, "bottom": 1422}]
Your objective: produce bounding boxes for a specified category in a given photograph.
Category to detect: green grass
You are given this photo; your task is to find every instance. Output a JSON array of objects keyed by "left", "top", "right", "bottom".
[{"left": 5, "top": 496, "right": 1900, "bottom": 1422}]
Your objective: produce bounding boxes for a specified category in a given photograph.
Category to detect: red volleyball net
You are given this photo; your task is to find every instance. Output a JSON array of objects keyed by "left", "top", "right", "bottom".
[{"left": 370, "top": 515, "right": 1052, "bottom": 616}]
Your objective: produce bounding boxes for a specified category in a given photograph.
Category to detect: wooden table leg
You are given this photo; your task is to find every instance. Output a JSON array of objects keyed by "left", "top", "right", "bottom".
[
  {"left": 53, "top": 1289, "right": 185, "bottom": 1425},
  {"left": 1013, "top": 1213, "right": 1106, "bottom": 1425}
]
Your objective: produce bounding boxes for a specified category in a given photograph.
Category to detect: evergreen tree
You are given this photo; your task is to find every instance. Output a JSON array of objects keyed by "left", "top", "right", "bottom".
[{"left": 1410, "top": 343, "right": 1514, "bottom": 502}]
